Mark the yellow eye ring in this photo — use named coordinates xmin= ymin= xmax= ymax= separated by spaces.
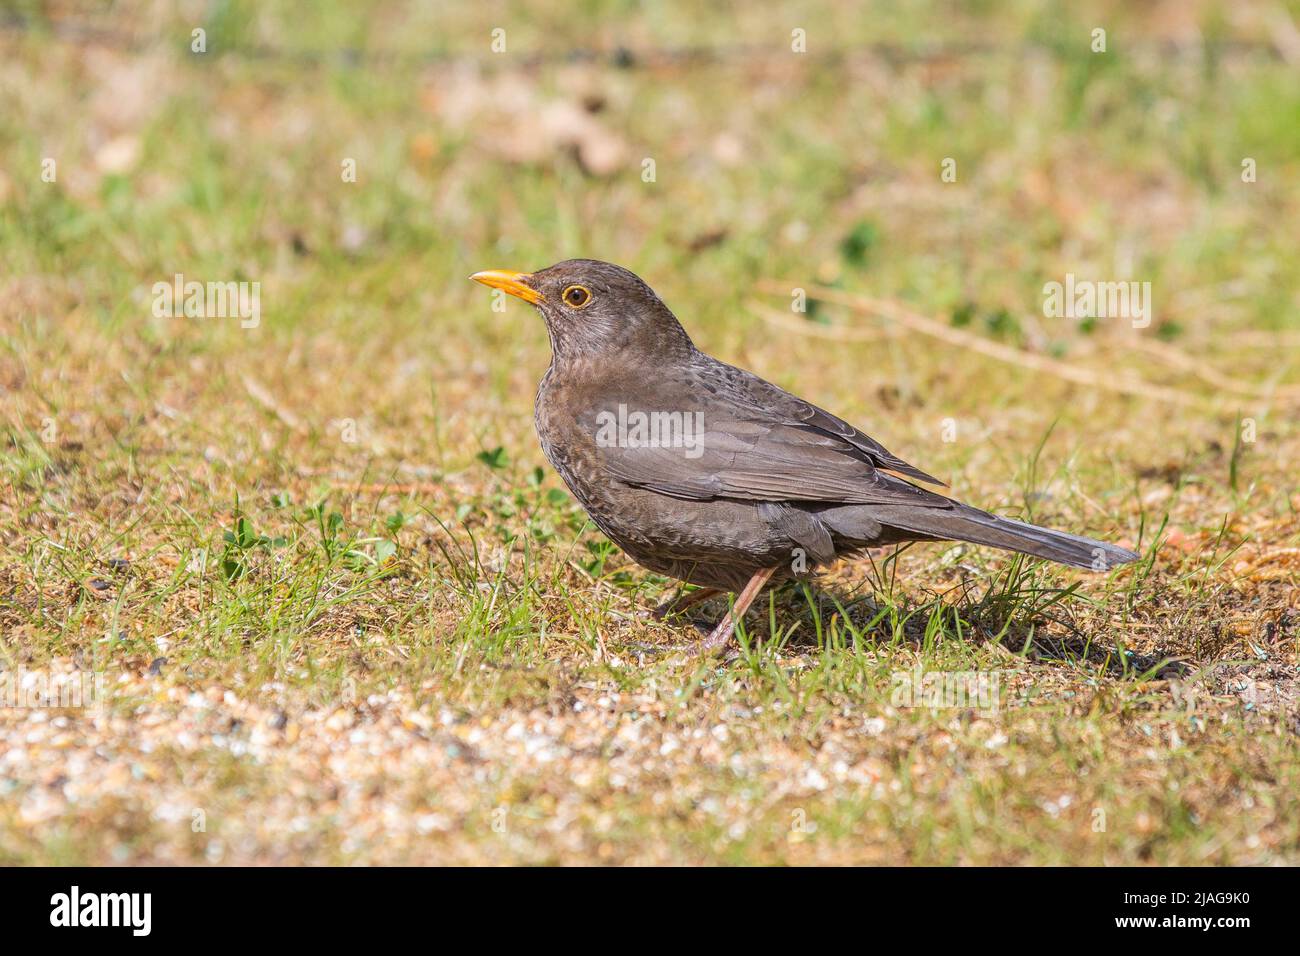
xmin=562 ymin=285 xmax=592 ymax=308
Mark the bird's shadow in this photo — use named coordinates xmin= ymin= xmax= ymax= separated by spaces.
xmin=663 ymin=574 xmax=1187 ymax=679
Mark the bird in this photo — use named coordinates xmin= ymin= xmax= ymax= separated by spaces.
xmin=471 ymin=260 xmax=1140 ymax=654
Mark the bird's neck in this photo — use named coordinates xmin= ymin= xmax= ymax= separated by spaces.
xmin=546 ymin=317 xmax=697 ymax=370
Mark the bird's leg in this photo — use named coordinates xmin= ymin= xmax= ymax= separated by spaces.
xmin=698 ymin=567 xmax=778 ymax=655
xmin=650 ymin=586 xmax=721 ymax=620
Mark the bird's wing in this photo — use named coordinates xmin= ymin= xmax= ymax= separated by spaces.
xmin=786 ymin=403 xmax=946 ymax=487
xmin=714 ymin=362 xmax=948 ymax=487
xmin=595 ymin=411 xmax=949 ymax=508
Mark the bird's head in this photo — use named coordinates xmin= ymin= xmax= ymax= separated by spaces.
xmin=471 ymin=259 xmax=694 ymax=362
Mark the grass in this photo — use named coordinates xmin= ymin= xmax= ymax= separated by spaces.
xmin=0 ymin=0 xmax=1298 ymax=865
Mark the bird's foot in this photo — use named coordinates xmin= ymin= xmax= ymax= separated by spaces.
xmin=696 ymin=615 xmax=738 ymax=656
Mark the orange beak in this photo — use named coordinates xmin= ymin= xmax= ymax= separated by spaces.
xmin=470 ymin=270 xmax=543 ymax=305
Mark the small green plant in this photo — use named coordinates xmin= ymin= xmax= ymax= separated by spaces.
xmin=220 ymin=513 xmax=286 ymax=581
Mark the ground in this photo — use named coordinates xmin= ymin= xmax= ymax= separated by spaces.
xmin=1 ymin=1 xmax=1298 ymax=865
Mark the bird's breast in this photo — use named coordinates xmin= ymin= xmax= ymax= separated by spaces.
xmin=533 ymin=370 xmax=603 ymax=494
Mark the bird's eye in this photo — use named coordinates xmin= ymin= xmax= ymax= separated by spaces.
xmin=562 ymin=285 xmax=592 ymax=308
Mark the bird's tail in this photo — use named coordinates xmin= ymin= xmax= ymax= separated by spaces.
xmin=858 ymin=502 xmax=1140 ymax=571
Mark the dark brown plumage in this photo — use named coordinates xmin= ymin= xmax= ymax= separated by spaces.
xmin=471 ymin=259 xmax=1139 ymax=653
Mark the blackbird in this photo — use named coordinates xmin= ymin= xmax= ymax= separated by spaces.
xmin=472 ymin=260 xmax=1139 ymax=653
